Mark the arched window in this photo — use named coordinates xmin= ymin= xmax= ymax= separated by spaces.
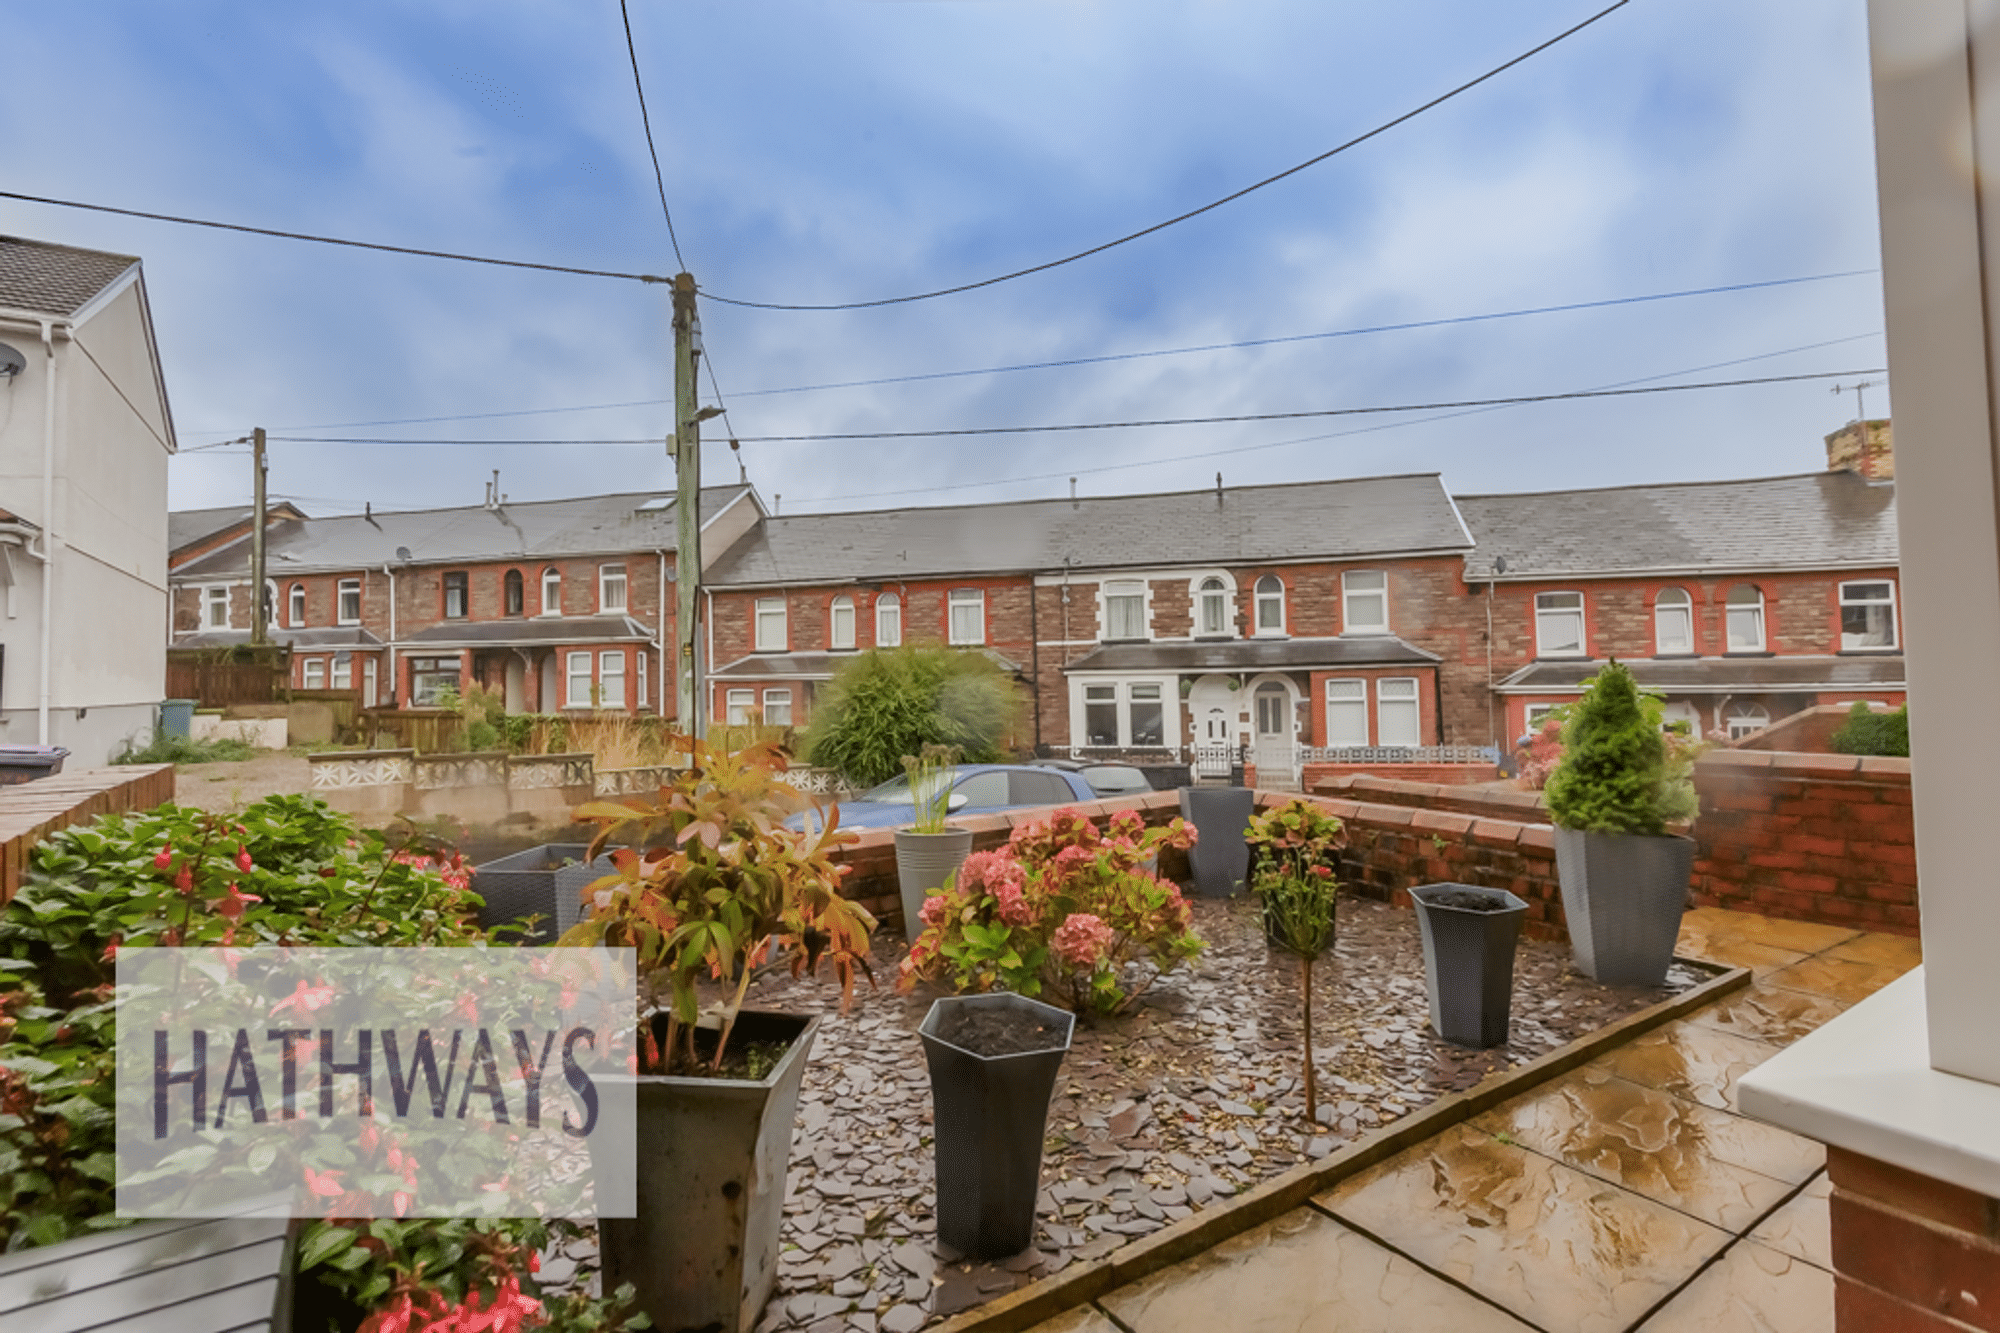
xmin=1654 ymin=587 xmax=1692 ymax=655
xmin=1725 ymin=584 xmax=1765 ymax=652
xmin=541 ymin=566 xmax=562 ymax=616
xmin=1195 ymin=576 xmax=1231 ymax=637
xmin=1723 ymin=701 xmax=1770 ymax=739
xmin=1253 ymin=576 xmax=1285 ymax=635
xmin=289 ymin=582 xmax=306 ymax=628
xmin=263 ymin=579 xmax=280 ymax=629
xmin=503 ymin=569 xmax=524 ymax=617
xmin=829 ymin=594 xmax=856 ymax=650
xmin=876 ymin=592 xmax=901 ymax=647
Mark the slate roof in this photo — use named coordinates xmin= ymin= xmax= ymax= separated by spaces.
xmin=173 ymin=627 xmax=384 ymax=650
xmin=172 ymin=486 xmax=753 ymax=578
xmin=0 ymin=236 xmax=139 ymax=319
xmin=710 ymin=647 xmax=1023 ymax=680
xmin=402 ymin=615 xmax=653 ymax=648
xmin=705 ymin=474 xmax=1469 ymax=586
xmin=1063 ymin=635 xmax=1440 ymax=674
xmin=1457 ymin=472 xmax=1898 ymax=581
xmin=1495 ymin=654 xmax=1905 ymax=694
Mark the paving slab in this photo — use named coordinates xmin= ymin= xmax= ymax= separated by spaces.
xmin=1633 ymin=1241 xmax=1833 ymax=1332
xmin=1764 ymin=953 xmax=1907 ymax=1004
xmin=1594 ymin=1023 xmax=1785 ymax=1112
xmin=1745 ymin=1173 xmax=1831 ymax=1271
xmin=1682 ymin=986 xmax=1847 ymax=1046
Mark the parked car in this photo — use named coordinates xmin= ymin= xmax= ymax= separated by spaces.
xmin=786 ymin=764 xmax=1095 ymax=832
xmin=1028 ymin=757 xmax=1155 ymax=798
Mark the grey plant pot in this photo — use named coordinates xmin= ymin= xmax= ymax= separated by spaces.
xmin=895 ymin=827 xmax=975 ymax=939
xmin=1553 ymin=827 xmax=1696 ymax=986
xmin=1409 ymin=883 xmax=1528 ymax=1048
xmin=554 ymin=852 xmax=618 ymax=934
xmin=471 ymin=842 xmax=592 ymax=943
xmin=919 ymin=994 xmax=1074 ymax=1260
xmin=598 ymin=1010 xmax=819 ymax=1333
xmin=1178 ymin=786 xmax=1255 ymax=897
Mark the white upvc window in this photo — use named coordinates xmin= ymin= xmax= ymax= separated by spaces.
xmin=331 ymin=653 xmax=352 ymax=690
xmin=337 ymin=578 xmax=361 ymax=625
xmin=1840 ymin=580 xmax=1898 ymax=649
xmin=1324 ymin=679 xmax=1369 ymax=746
xmin=1654 ymin=587 xmax=1693 ymax=655
xmin=1377 ymin=677 xmax=1421 ymax=747
xmin=1194 ymin=575 xmax=1232 ymax=637
xmin=636 ymin=652 xmax=648 ymax=708
xmin=301 ymin=657 xmax=325 ymax=691
xmin=289 ymin=583 xmax=307 ymax=628
xmin=724 ymin=688 xmax=755 ymax=725
xmin=755 ymin=597 xmax=788 ymax=652
xmin=1725 ymin=584 xmax=1766 ymax=652
xmin=1079 ymin=679 xmax=1168 ymax=747
xmin=876 ymin=592 xmax=902 ymax=647
xmin=1535 ymin=591 xmax=1586 ymax=657
xmin=1524 ymin=703 xmax=1558 ymax=732
xmin=1102 ymin=580 xmax=1147 ymax=641
xmin=565 ymin=651 xmax=593 ymax=708
xmin=599 ymin=563 xmax=628 ymax=613
xmin=1724 ymin=701 xmax=1770 ymax=739
xmin=599 ymin=651 xmax=626 ymax=708
xmin=202 ymin=586 xmax=231 ymax=630
xmin=949 ymin=588 xmax=985 ymax=645
xmin=1253 ymin=575 xmax=1286 ymax=636
xmin=763 ymin=688 xmax=793 ymax=727
xmin=1342 ymin=570 xmax=1388 ymax=634
xmin=829 ymin=595 xmax=856 ymax=650
xmin=541 ymin=566 xmax=562 ymax=616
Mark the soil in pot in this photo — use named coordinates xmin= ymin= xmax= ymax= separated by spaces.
xmin=932 ymin=1004 xmax=1068 ymax=1057
xmin=1425 ymin=888 xmax=1512 ymax=912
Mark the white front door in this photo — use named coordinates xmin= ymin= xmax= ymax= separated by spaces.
xmin=1252 ymin=679 xmax=1301 ymax=789
xmin=1186 ymin=674 xmax=1240 ymax=777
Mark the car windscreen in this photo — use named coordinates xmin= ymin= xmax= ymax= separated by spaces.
xmin=856 ymin=775 xmax=916 ymax=804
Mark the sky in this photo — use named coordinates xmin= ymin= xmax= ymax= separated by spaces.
xmin=0 ymin=0 xmax=1889 ymax=519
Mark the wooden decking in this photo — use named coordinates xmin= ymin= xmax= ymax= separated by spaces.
xmin=0 ymin=764 xmax=175 ymax=906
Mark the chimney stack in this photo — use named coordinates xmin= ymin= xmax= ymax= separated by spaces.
xmin=1826 ymin=419 xmax=1895 ymax=480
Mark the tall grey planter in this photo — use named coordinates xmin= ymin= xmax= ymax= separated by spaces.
xmin=894 ymin=827 xmax=975 ymax=939
xmin=599 ymin=1010 xmax=819 ymax=1333
xmin=1178 ymin=786 xmax=1254 ymax=897
xmin=471 ymin=842 xmax=592 ymax=943
xmin=1409 ymin=883 xmax=1528 ymax=1048
xmin=554 ymin=852 xmax=618 ymax=934
xmin=919 ymin=994 xmax=1074 ymax=1260
xmin=1553 ymin=827 xmax=1696 ymax=986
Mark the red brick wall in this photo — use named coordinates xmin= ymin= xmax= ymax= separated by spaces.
xmin=1690 ymin=750 xmax=1918 ymax=936
xmin=1828 ymin=1147 xmax=2000 ymax=1332
xmin=1312 ymin=773 xmax=1530 ymax=811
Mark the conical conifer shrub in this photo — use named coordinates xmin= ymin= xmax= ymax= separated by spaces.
xmin=1544 ymin=660 xmax=1667 ymax=836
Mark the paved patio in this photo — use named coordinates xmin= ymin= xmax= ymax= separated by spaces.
xmin=1022 ymin=907 xmax=1921 ymax=1333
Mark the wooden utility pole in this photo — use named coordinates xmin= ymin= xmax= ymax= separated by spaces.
xmin=672 ymin=274 xmax=704 ymax=738
xmin=250 ymin=427 xmax=269 ymax=646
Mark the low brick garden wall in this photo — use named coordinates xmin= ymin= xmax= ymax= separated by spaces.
xmin=1313 ymin=773 xmax=1546 ymax=823
xmin=1296 ymin=761 xmax=1501 ymax=789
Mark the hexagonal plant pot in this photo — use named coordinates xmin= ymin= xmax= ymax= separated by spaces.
xmin=1553 ymin=828 xmax=1695 ymax=987
xmin=1178 ymin=786 xmax=1255 ymax=897
xmin=1409 ymin=883 xmax=1528 ymax=1048
xmin=471 ymin=842 xmax=592 ymax=943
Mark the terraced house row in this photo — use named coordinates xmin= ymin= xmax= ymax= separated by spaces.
xmin=169 ymin=421 xmax=1902 ymax=780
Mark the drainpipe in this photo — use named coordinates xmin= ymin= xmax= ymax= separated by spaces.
xmin=656 ymin=549 xmax=668 ymax=718
xmin=35 ymin=319 xmax=59 ymax=745
xmin=702 ymin=585 xmax=715 ymax=736
xmin=1485 ymin=579 xmax=1497 ymax=751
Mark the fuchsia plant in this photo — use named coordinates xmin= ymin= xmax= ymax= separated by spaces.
xmin=897 ymin=807 xmax=1203 ymax=1014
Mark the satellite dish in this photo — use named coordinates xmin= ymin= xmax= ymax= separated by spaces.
xmin=395 ymin=546 xmax=413 ymax=563
xmin=0 ymin=343 xmax=25 ymax=379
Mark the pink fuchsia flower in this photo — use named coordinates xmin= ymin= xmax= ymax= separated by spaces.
xmin=302 ymin=1166 xmax=344 ymax=1198
xmin=153 ymin=845 xmax=174 ymax=871
xmin=174 ymin=866 xmax=195 ymax=894
xmin=1052 ymin=913 xmax=1115 ymax=969
xmin=235 ymin=847 xmax=254 ymax=874
xmin=272 ymin=980 xmax=336 ymax=1017
xmin=213 ymin=882 xmax=261 ymax=920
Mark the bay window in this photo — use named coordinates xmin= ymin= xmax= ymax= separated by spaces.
xmin=763 ymin=688 xmax=793 ymax=726
xmin=410 ymin=656 xmax=462 ymax=707
xmin=565 ymin=651 xmax=593 ymax=708
xmin=1376 ymin=677 xmax=1421 ymax=747
xmin=1325 ymin=679 xmax=1368 ymax=746
xmin=599 ymin=651 xmax=626 ymax=708
xmin=301 ymin=657 xmax=325 ymax=691
xmin=331 ymin=652 xmax=352 ymax=690
xmin=1079 ymin=680 xmax=1170 ymax=748
xmin=724 ymin=689 xmax=754 ymax=725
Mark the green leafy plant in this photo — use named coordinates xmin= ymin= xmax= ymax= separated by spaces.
xmin=113 ymin=731 xmax=257 ymax=765
xmin=898 ymin=808 xmax=1203 ymax=1014
xmin=804 ymin=645 xmax=1024 ymax=787
xmin=1244 ymin=799 xmax=1346 ymax=1123
xmin=558 ymin=735 xmax=875 ymax=1075
xmin=902 ymin=743 xmax=959 ymax=834
xmin=1830 ymin=702 xmax=1910 ymax=757
xmin=1543 ymin=661 xmax=1695 ymax=836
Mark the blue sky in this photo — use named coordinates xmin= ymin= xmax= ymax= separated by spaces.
xmin=0 ymin=0 xmax=1888 ymax=517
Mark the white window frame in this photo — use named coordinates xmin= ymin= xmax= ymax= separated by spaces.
xmin=1524 ymin=703 xmax=1558 ymax=732
xmin=599 ymin=563 xmax=628 ymax=614
xmin=598 ymin=650 xmax=626 ymax=709
xmin=1725 ymin=584 xmax=1766 ymax=653
xmin=755 ymin=597 xmax=788 ymax=653
xmin=301 ymin=657 xmax=325 ymax=691
xmin=636 ymin=651 xmax=648 ymax=709
xmin=829 ymin=595 xmax=856 ymax=650
xmin=1724 ymin=701 xmax=1771 ymax=740
xmin=875 ymin=592 xmax=902 ymax=647
xmin=337 ymin=578 xmax=361 ymax=626
xmin=202 ymin=585 xmax=231 ymax=630
xmin=763 ymin=688 xmax=794 ymax=727
xmin=541 ymin=566 xmax=562 ymax=616
xmin=1192 ymin=573 xmax=1234 ymax=638
xmin=1101 ymin=580 xmax=1149 ymax=642
xmin=949 ymin=588 xmax=986 ymax=645
xmin=331 ymin=653 xmax=352 ymax=691
xmin=1839 ymin=580 xmax=1898 ymax=650
xmin=1654 ymin=587 xmax=1693 ymax=656
xmin=724 ymin=688 xmax=755 ymax=726
xmin=1376 ymin=676 xmax=1421 ymax=748
xmin=1072 ymin=677 xmax=1176 ymax=749
xmin=1341 ymin=570 xmax=1388 ymax=635
xmin=289 ymin=582 xmax=307 ymax=629
xmin=565 ymin=651 xmax=593 ymax=708
xmin=1534 ymin=591 xmax=1587 ymax=658
xmin=1324 ymin=678 xmax=1369 ymax=746
xmin=1253 ymin=575 xmax=1286 ymax=637
xmin=443 ymin=571 xmax=468 ymax=620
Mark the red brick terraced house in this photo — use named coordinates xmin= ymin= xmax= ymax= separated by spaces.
xmin=169 ymin=485 xmax=760 ymax=715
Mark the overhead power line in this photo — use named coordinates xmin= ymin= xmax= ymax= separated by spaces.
xmin=619 ymin=0 xmax=687 ymax=272
xmin=696 ymin=0 xmax=1637 ymax=311
xmin=263 ymin=369 xmax=1885 ymax=449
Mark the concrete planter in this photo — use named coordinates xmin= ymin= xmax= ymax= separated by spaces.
xmin=1178 ymin=786 xmax=1255 ymax=897
xmin=1409 ymin=883 xmax=1529 ymax=1048
xmin=1553 ymin=827 xmax=1696 ymax=986
xmin=598 ymin=1010 xmax=820 ymax=1333
xmin=894 ymin=827 xmax=974 ymax=938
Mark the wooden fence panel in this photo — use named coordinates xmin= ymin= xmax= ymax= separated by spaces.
xmin=165 ymin=652 xmax=289 ymax=707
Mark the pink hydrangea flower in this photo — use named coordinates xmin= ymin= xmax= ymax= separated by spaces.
xmin=1052 ymin=913 xmax=1114 ymax=969
xmin=919 ymin=892 xmax=950 ymax=927
xmin=994 ymin=884 xmax=1036 ymax=927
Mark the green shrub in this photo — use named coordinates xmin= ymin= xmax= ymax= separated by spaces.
xmin=804 ymin=645 xmax=1025 ymax=787
xmin=1830 ymin=702 xmax=1910 ymax=757
xmin=112 ymin=732 xmax=256 ymax=765
xmin=1544 ymin=661 xmax=1687 ymax=836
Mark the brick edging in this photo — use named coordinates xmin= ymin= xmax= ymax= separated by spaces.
xmin=929 ymin=958 xmax=1752 ymax=1333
